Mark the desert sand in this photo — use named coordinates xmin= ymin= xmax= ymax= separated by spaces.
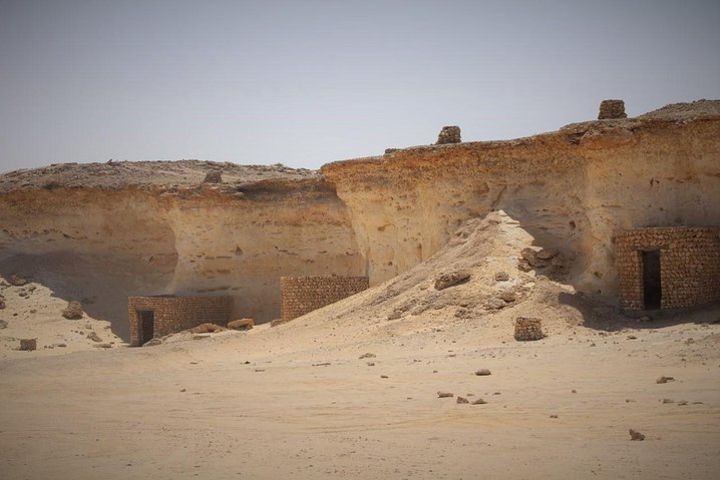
xmin=1 ymin=212 xmax=719 ymax=479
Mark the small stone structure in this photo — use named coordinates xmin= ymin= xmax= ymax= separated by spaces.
xmin=436 ymin=126 xmax=461 ymax=144
xmin=514 ymin=317 xmax=544 ymax=341
xmin=280 ymin=275 xmax=369 ymax=323
xmin=598 ymin=99 xmax=627 ymax=119
xmin=128 ymin=295 xmax=233 ymax=346
xmin=615 ymin=227 xmax=720 ymax=310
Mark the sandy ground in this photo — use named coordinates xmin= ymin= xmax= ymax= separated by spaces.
xmin=1 ymin=211 xmax=720 ymax=479
xmin=0 ymin=278 xmax=125 ymax=359
xmin=1 ymin=301 xmax=719 ymax=479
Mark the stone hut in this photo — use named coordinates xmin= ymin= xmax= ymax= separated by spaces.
xmin=280 ymin=275 xmax=369 ymax=323
xmin=128 ymin=295 xmax=233 ymax=346
xmin=614 ymin=227 xmax=720 ymax=310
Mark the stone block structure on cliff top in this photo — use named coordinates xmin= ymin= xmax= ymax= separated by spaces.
xmin=614 ymin=227 xmax=720 ymax=311
xmin=598 ymin=99 xmax=627 ymax=119
xmin=128 ymin=295 xmax=233 ymax=346
xmin=280 ymin=275 xmax=369 ymax=323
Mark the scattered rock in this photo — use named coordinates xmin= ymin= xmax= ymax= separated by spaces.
xmin=203 ymin=170 xmax=222 ymax=183
xmin=312 ymin=362 xmax=331 ymax=367
xmin=366 ymin=362 xmax=375 ymax=366
xmin=436 ymin=126 xmax=461 ymax=144
xmin=661 ymin=398 xmax=674 ymax=404
xmin=61 ymin=301 xmax=84 ymax=319
xmin=86 ymin=331 xmax=102 ymax=343
xmin=677 ymin=400 xmax=688 ymax=406
xmin=549 ymin=414 xmax=558 ymax=419
xmin=456 ymin=396 xmax=469 ymax=404
xmin=494 ymin=271 xmax=510 ymax=282
xmin=227 ymin=318 xmax=254 ymax=330
xmin=270 ymin=318 xmax=285 ymax=327
xmin=629 ymin=429 xmax=645 ymax=441
xmin=192 ymin=334 xmax=212 ymax=340
xmin=143 ymin=338 xmax=162 ymax=347
xmin=471 ymin=398 xmax=487 ymax=405
xmin=190 ymin=323 xmax=225 ymax=334
xmin=656 ymin=376 xmax=675 ymax=384
xmin=434 ymin=270 xmax=471 ymax=290
xmin=9 ymin=274 xmax=28 ymax=286
xmin=52 ymin=343 xmax=67 ymax=348
xmin=437 ymin=391 xmax=454 ymax=398
xmin=627 ymin=335 xmax=637 ymax=340
xmin=180 ymin=388 xmax=187 ymax=393
xmin=19 ymin=338 xmax=37 ymax=351
xmin=0 ymin=299 xmax=5 ymax=310
xmin=359 ymin=352 xmax=376 ymax=359
xmin=93 ymin=343 xmax=112 ymax=349
xmin=380 ymin=375 xmax=389 ymax=379
xmin=0 ymin=319 xmax=6 ymax=329
xmin=474 ymin=369 xmax=492 ymax=376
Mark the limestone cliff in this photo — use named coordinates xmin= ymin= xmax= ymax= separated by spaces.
xmin=1 ymin=101 xmax=718 ymax=339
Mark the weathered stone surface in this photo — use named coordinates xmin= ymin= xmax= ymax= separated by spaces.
xmin=19 ymin=338 xmax=36 ymax=351
xmin=128 ymin=296 xmax=233 ymax=346
xmin=189 ymin=323 xmax=226 ymax=334
xmin=598 ymin=99 xmax=627 ymax=119
xmin=203 ymin=170 xmax=222 ymax=183
xmin=436 ymin=126 xmax=461 ymax=144
xmin=280 ymin=276 xmax=369 ymax=323
xmin=615 ymin=227 xmax=720 ymax=310
xmin=514 ymin=317 xmax=544 ymax=341
xmin=434 ymin=271 xmax=471 ymax=290
xmin=227 ymin=318 xmax=254 ymax=330
xmin=61 ymin=301 xmax=83 ymax=319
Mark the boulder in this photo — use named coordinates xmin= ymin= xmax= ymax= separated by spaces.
xmin=434 ymin=270 xmax=471 ymax=290
xmin=227 ymin=318 xmax=254 ymax=330
xmin=61 ymin=301 xmax=83 ymax=319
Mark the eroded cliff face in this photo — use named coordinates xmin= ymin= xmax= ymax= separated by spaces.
xmin=322 ymin=115 xmax=720 ymax=297
xmin=1 ymin=102 xmax=718 ymax=339
xmin=0 ymin=178 xmax=364 ymax=338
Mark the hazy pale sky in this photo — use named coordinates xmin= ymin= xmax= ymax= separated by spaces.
xmin=1 ymin=0 xmax=719 ymax=173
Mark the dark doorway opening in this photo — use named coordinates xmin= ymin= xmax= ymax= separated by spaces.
xmin=138 ymin=310 xmax=155 ymax=345
xmin=641 ymin=250 xmax=662 ymax=310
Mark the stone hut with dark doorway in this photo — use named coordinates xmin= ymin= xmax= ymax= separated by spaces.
xmin=128 ymin=295 xmax=233 ymax=346
xmin=614 ymin=227 xmax=720 ymax=310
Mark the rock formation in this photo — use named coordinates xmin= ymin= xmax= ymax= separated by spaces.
xmin=0 ymin=101 xmax=718 ymax=339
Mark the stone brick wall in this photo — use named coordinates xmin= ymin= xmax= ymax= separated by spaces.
xmin=128 ymin=295 xmax=233 ymax=346
xmin=614 ymin=227 xmax=720 ymax=310
xmin=280 ymin=275 xmax=369 ymax=322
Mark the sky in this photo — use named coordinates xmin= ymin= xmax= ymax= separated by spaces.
xmin=0 ymin=0 xmax=719 ymax=173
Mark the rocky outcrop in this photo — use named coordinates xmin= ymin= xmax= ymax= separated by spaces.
xmin=1 ymin=101 xmax=718 ymax=339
